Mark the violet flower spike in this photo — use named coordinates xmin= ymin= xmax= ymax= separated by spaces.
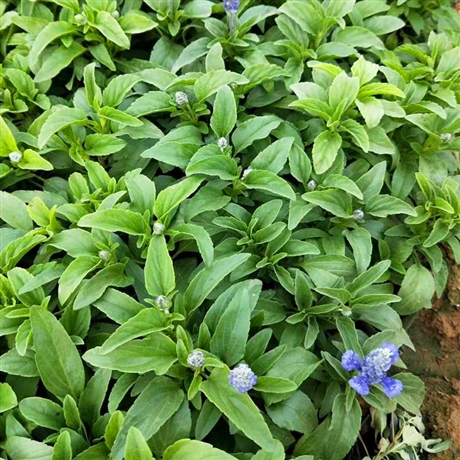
xmin=223 ymin=0 xmax=239 ymax=34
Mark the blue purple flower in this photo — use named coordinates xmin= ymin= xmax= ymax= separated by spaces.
xmin=229 ymin=364 xmax=257 ymax=393
xmin=223 ymin=0 xmax=239 ymax=13
xmin=341 ymin=342 xmax=403 ymax=398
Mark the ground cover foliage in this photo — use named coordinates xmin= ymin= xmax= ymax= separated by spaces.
xmin=0 ymin=0 xmax=460 ymax=459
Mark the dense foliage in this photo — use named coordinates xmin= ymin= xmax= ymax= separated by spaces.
xmin=1 ymin=1 xmax=459 ymax=459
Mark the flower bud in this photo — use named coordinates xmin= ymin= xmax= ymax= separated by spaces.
xmin=74 ymin=13 xmax=87 ymax=25
xmin=98 ymin=250 xmax=110 ymax=261
xmin=174 ymin=91 xmax=188 ymax=106
xmin=153 ymin=221 xmax=165 ymax=235
xmin=307 ymin=180 xmax=317 ymax=190
xmin=187 ymin=350 xmax=205 ymax=369
xmin=154 ymin=295 xmax=169 ymax=311
xmin=241 ymin=167 xmax=253 ymax=180
xmin=217 ymin=137 xmax=228 ymax=149
xmin=440 ymin=133 xmax=452 ymax=142
xmin=111 ymin=11 xmax=120 ymax=19
xmin=340 ymin=307 xmax=352 ymax=317
xmin=229 ymin=363 xmax=257 ymax=393
xmin=353 ymin=209 xmax=364 ymax=220
xmin=9 ymin=151 xmax=22 ymax=163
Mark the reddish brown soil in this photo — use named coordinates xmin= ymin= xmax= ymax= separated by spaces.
xmin=404 ymin=261 xmax=460 ymax=460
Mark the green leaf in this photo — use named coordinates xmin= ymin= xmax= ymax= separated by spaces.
xmin=127 ymin=91 xmax=172 ymax=117
xmin=251 ymin=137 xmax=294 ymax=174
xmin=52 ymin=431 xmax=72 ymax=460
xmin=164 ymin=440 xmax=237 ymax=460
xmin=30 ymin=306 xmax=85 ymax=400
xmin=294 ymin=394 xmax=361 ymax=459
xmin=98 ymin=106 xmax=144 ymax=127
xmin=83 ymin=333 xmax=177 ymax=374
xmin=339 ymin=119 xmax=369 ymax=152
xmin=364 ymin=16 xmax=405 ymax=35
xmin=312 ymin=131 xmax=342 ymax=174
xmin=19 ymin=397 xmax=65 ymax=430
xmin=366 ymin=195 xmax=416 ymax=217
xmin=302 ymin=189 xmax=351 ymax=217
xmin=356 ymin=97 xmax=384 ymax=128
xmin=346 ymin=260 xmax=391 ymax=296
xmin=344 ymin=228 xmax=372 ymax=273
xmin=183 ymin=253 xmax=251 ymax=313
xmin=58 ymin=255 xmax=98 ymax=305
xmin=94 ymin=11 xmax=130 ymax=49
xmin=266 ymin=390 xmax=317 ymax=434
xmin=186 ymin=152 xmax=239 ymax=180
xmin=0 ymin=383 xmax=17 ymax=412
xmin=394 ymin=264 xmax=435 ymax=315
xmin=125 ymin=427 xmax=154 ymax=460
xmin=393 ymin=373 xmax=425 ymax=415
xmin=85 ymin=134 xmax=126 ymax=156
xmin=335 ymin=26 xmax=384 ymax=49
xmin=100 ymin=309 xmax=168 ymax=354
xmin=329 ymin=73 xmax=360 ymax=112
xmin=63 ymin=394 xmax=81 ymax=431
xmin=38 ymin=108 xmax=87 ymax=149
xmin=94 ymin=289 xmax=144 ymax=324
xmin=211 ymin=85 xmax=237 ymax=138
xmin=232 ymin=116 xmax=281 ymax=153
xmin=19 ymin=149 xmax=53 ymax=171
xmin=73 ymin=263 xmax=132 ymax=310
xmin=154 ymin=177 xmax=203 ymax=221
xmin=34 ymin=42 xmax=86 ymax=83
xmin=78 ymin=209 xmax=149 ymax=236
xmin=0 ymin=191 xmax=33 ymax=231
xmin=195 ymin=399 xmax=221 ymax=440
xmin=111 ymin=377 xmax=184 ymax=460
xmin=243 ymin=170 xmax=295 ymax=200
xmin=322 ymin=174 xmax=363 ymax=199
xmin=5 ymin=437 xmax=54 ymax=460
xmin=255 ymin=377 xmax=298 ymax=393
xmin=29 ymin=21 xmax=77 ymax=70
xmin=173 ymin=223 xmax=214 ymax=267
xmin=0 ymin=116 xmax=18 ymax=156
xmin=102 ymin=74 xmax=141 ymax=107
xmin=0 ymin=348 xmax=39 ymax=377
xmin=200 ymin=367 xmax=275 ymax=450
xmin=194 ymin=70 xmax=248 ymax=102
xmin=78 ymin=368 xmax=112 ymax=424
xmin=210 ymin=283 xmax=261 ymax=366
xmin=336 ymin=316 xmax=362 ymax=353
xmin=145 ymin=235 xmax=176 ymax=297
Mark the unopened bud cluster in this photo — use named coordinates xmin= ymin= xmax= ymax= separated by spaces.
xmin=9 ymin=151 xmax=22 ymax=163
xmin=187 ymin=350 xmax=205 ymax=369
xmin=154 ymin=295 xmax=169 ymax=311
xmin=228 ymin=363 xmax=257 ymax=393
xmin=241 ymin=167 xmax=253 ymax=180
xmin=153 ymin=221 xmax=165 ymax=235
xmin=174 ymin=92 xmax=188 ymax=106
xmin=98 ymin=250 xmax=110 ymax=261
xmin=217 ymin=137 xmax=228 ymax=149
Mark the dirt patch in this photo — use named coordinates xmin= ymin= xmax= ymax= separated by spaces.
xmin=404 ymin=261 xmax=460 ymax=460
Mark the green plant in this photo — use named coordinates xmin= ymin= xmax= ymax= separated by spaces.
xmin=1 ymin=1 xmax=459 ymax=459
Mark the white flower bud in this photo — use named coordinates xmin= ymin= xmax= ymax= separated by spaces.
xmin=187 ymin=350 xmax=205 ymax=369
xmin=353 ymin=209 xmax=364 ymax=220
xmin=98 ymin=250 xmax=110 ymax=261
xmin=217 ymin=137 xmax=228 ymax=149
xmin=174 ymin=91 xmax=188 ymax=105
xmin=155 ymin=295 xmax=169 ymax=311
xmin=440 ymin=133 xmax=452 ymax=142
xmin=307 ymin=180 xmax=317 ymax=190
xmin=241 ymin=167 xmax=253 ymax=180
xmin=9 ymin=151 xmax=22 ymax=163
xmin=340 ymin=307 xmax=352 ymax=317
xmin=74 ymin=13 xmax=87 ymax=25
xmin=153 ymin=221 xmax=165 ymax=235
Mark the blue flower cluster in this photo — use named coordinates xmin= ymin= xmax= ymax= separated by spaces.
xmin=223 ymin=0 xmax=239 ymax=13
xmin=341 ymin=342 xmax=403 ymax=398
xmin=229 ymin=364 xmax=257 ymax=393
